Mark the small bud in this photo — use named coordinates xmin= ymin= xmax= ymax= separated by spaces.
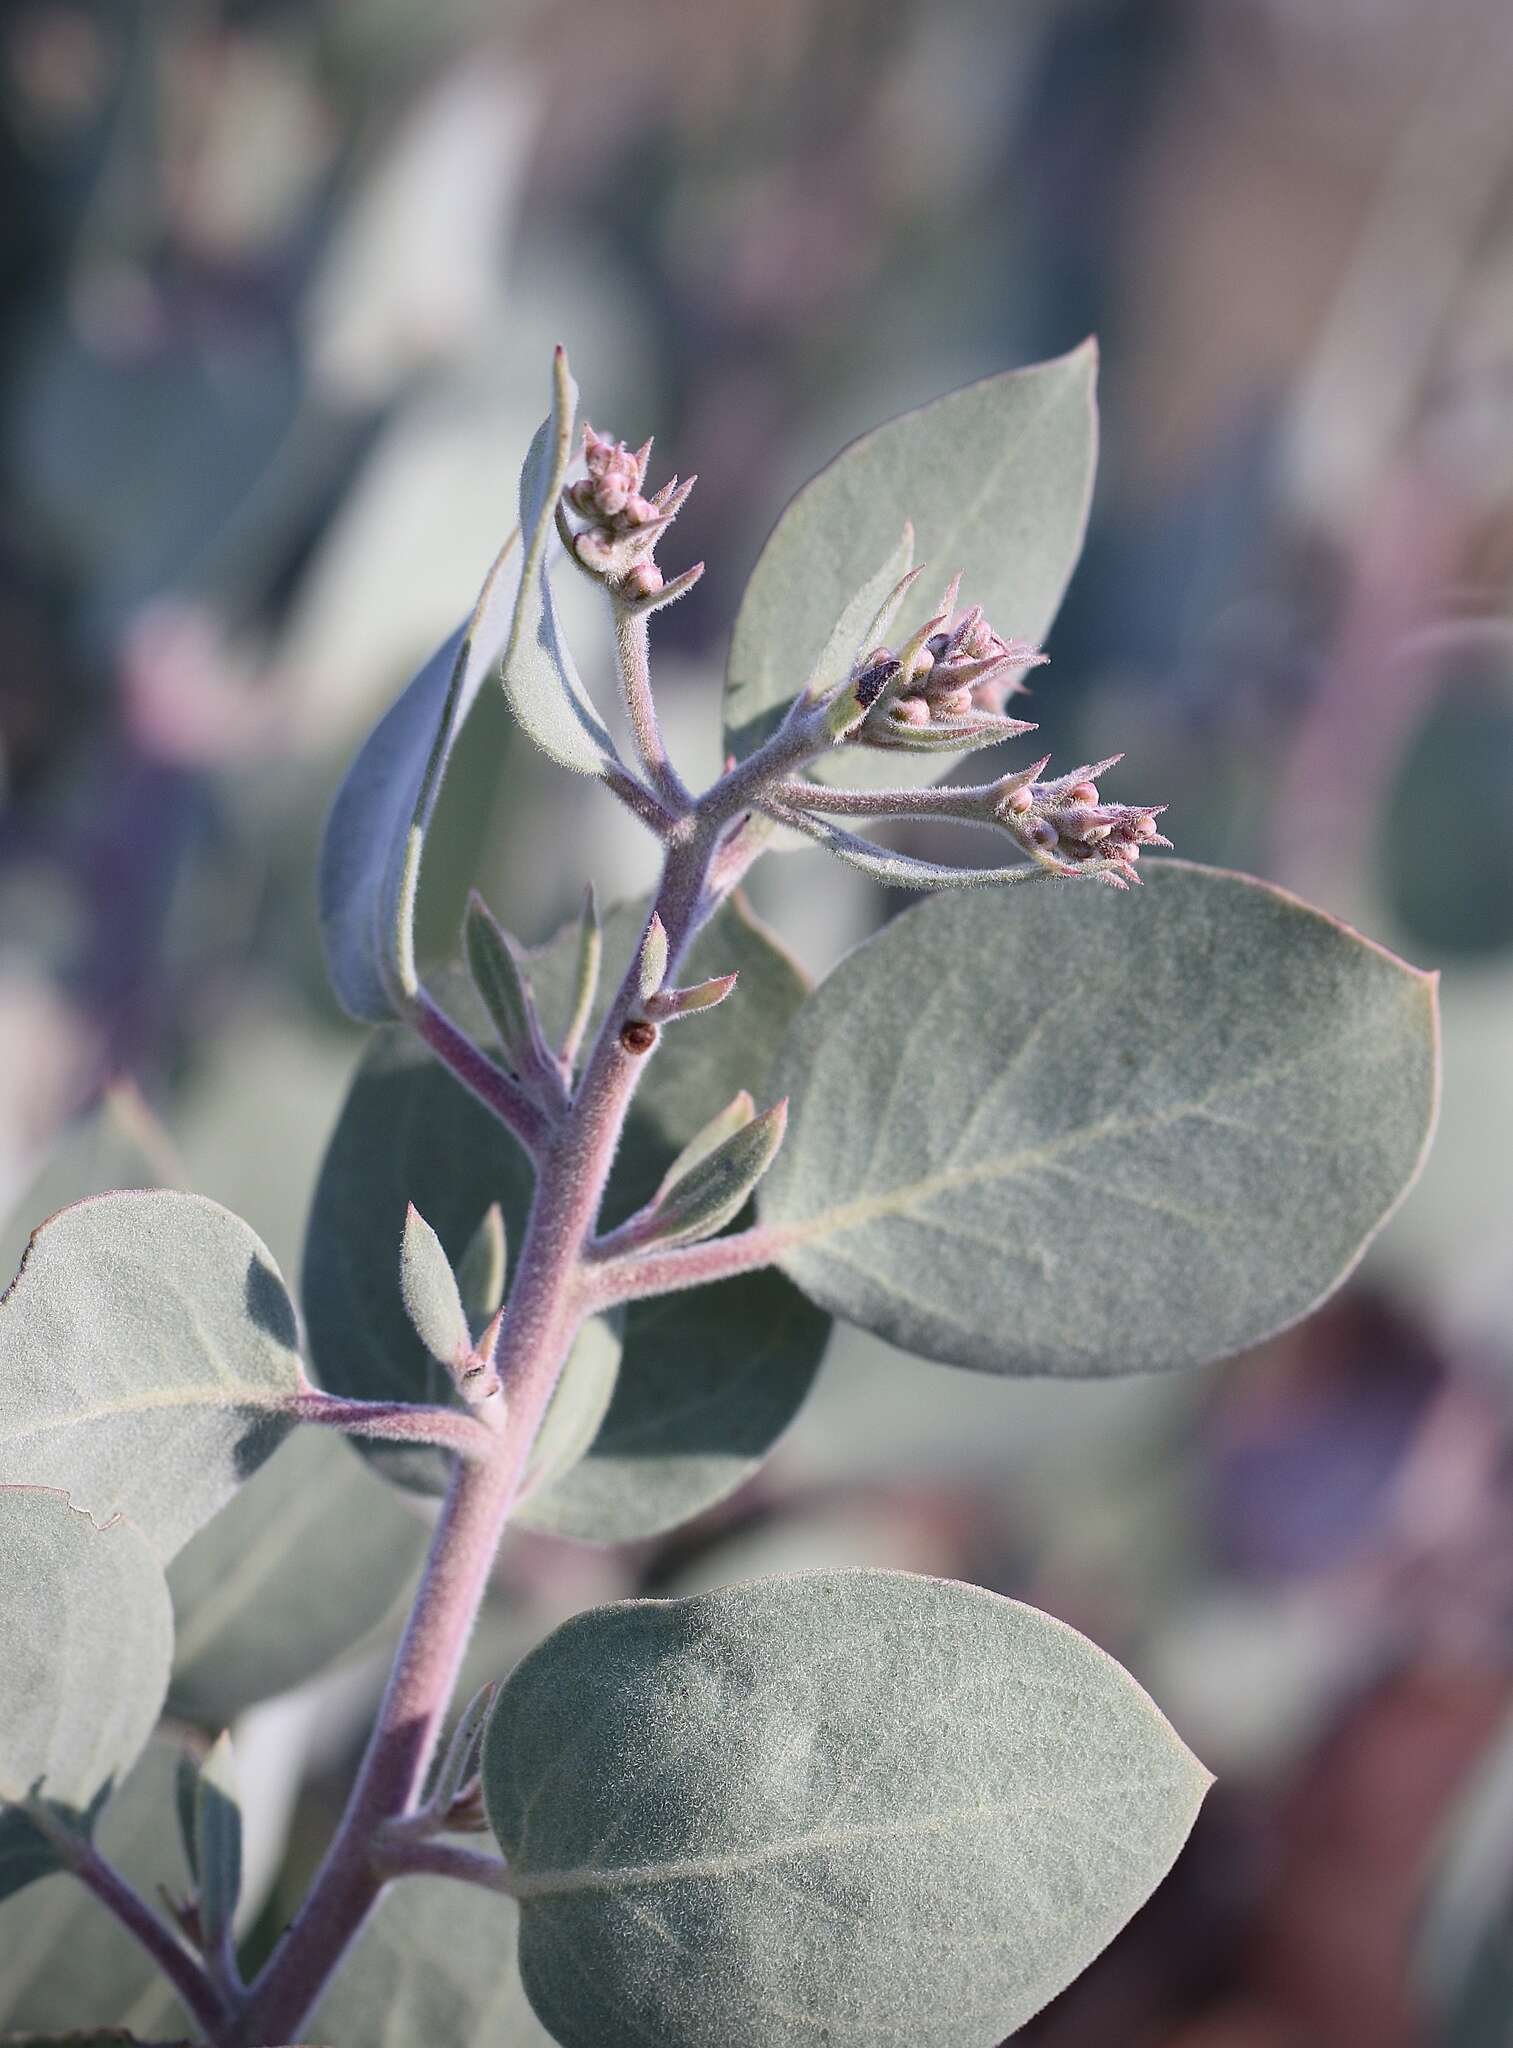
xmin=622 ymin=561 xmax=664 ymax=600
xmin=620 ymin=493 xmax=656 ymax=527
xmin=1024 ymin=819 xmax=1059 ymax=849
xmin=568 ymin=479 xmax=599 ymax=516
xmin=597 ymin=479 xmax=631 ymax=517
xmin=1005 ymin=787 xmax=1034 ymax=814
xmin=892 ymin=696 xmax=930 ymax=727
xmin=936 ymin=688 xmax=973 ymax=718
xmin=1066 ymin=782 xmax=1100 ymax=806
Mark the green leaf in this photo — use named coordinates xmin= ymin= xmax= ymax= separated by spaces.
xmin=483 ymin=1568 xmax=1211 ymax=2047
xmin=0 ymin=1741 xmax=192 ymax=2035
xmin=318 ymin=531 xmax=521 ymax=1022
xmin=191 ymin=1734 xmax=240 ymax=1962
xmin=657 ymin=1093 xmax=756 ymax=1193
xmin=0 ymin=1490 xmax=172 ymax=1901
xmin=455 ymin=1202 xmax=507 ymax=1333
xmin=399 ymin=1204 xmax=471 ymax=1368
xmin=0 ymin=1193 xmax=305 ymax=1558
xmin=500 ymin=347 xmax=621 ymax=777
xmin=763 ymin=862 xmax=1439 ymax=1375
xmin=167 ymin=1427 xmax=426 ymax=1727
xmin=308 ymin=1877 xmax=554 ymax=2046
xmin=724 ymin=344 xmax=1097 ymax=788
xmin=464 ymin=890 xmax=549 ymax=1077
xmin=627 ymin=1100 xmax=788 ymax=1251
xmin=302 ymin=1017 xmax=622 ymax=1499
xmin=797 ymin=525 xmax=916 ymax=710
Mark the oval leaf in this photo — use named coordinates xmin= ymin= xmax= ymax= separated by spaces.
xmin=400 ymin=1204 xmax=472 ymax=1368
xmin=724 ymin=344 xmax=1097 ymax=788
xmin=627 ymin=1101 xmax=787 ymax=1253
xmin=0 ymin=1489 xmax=172 ymax=1900
xmin=761 ymin=862 xmax=1439 ymax=1376
xmin=484 ymin=1568 xmax=1210 ymax=2047
xmin=318 ymin=530 xmax=520 ymax=1022
xmin=500 ymin=347 xmax=621 ymax=776
xmin=0 ymin=1192 xmax=305 ymax=1556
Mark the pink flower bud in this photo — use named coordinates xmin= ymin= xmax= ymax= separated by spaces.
xmin=620 ymin=493 xmax=656 ymax=527
xmin=891 ymin=696 xmax=930 ymax=727
xmin=1066 ymin=782 xmax=1100 ymax=806
xmin=569 ymin=479 xmax=599 ymax=516
xmin=574 ymin=527 xmax=615 ymax=567
xmin=1004 ymin=787 xmax=1034 ymax=815
xmin=1134 ymin=813 xmax=1160 ymax=840
xmin=597 ymin=480 xmax=631 ymax=517
xmin=937 ymin=688 xmax=973 ymax=718
xmin=623 ymin=561 xmax=664 ymax=599
xmin=1024 ymin=818 xmax=1059 ymax=849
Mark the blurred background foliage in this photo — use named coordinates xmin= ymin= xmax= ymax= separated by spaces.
xmin=3 ymin=1 xmax=1513 ymax=2042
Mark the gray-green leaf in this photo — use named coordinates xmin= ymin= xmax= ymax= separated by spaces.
xmin=455 ymin=1202 xmax=508 ymax=1333
xmin=762 ymin=862 xmax=1439 ymax=1376
xmin=318 ymin=531 xmax=520 ymax=1021
xmin=0 ymin=1193 xmax=305 ymax=1557
xmin=724 ymin=345 xmax=1097 ymax=789
xmin=167 ymin=1427 xmax=426 ymax=1727
xmin=500 ymin=347 xmax=621 ymax=777
xmin=0 ymin=1489 xmax=172 ymax=1901
xmin=483 ymin=1568 xmax=1210 ymax=2047
xmin=399 ymin=1204 xmax=472 ymax=1368
xmin=628 ymin=1100 xmax=787 ymax=1251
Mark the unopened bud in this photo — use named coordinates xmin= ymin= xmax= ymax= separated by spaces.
xmin=891 ymin=696 xmax=930 ymax=727
xmin=1134 ymin=813 xmax=1160 ymax=840
xmin=623 ymin=561 xmax=664 ymax=600
xmin=1023 ymin=818 xmax=1059 ymax=849
xmin=1004 ymin=786 xmax=1034 ymax=815
xmin=621 ymin=493 xmax=656 ymax=527
xmin=569 ymin=479 xmax=599 ymax=516
xmin=936 ymin=687 xmax=973 ymax=718
xmin=1066 ymin=782 xmax=1100 ymax=806
xmin=574 ymin=526 xmax=615 ymax=567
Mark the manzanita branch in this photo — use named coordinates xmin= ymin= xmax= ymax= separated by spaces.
xmin=39 ymin=1820 xmax=227 ymax=2037
xmin=368 ymin=1835 xmax=513 ymax=1893
xmin=584 ymin=1217 xmax=792 ymax=1307
xmin=411 ymin=987 xmax=552 ymax=1159
xmin=288 ymin=1390 xmax=498 ymax=1460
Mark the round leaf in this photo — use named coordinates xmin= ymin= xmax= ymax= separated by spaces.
xmin=0 ymin=1193 xmax=305 ymax=1557
xmin=0 ymin=1490 xmax=172 ymax=1900
xmin=762 ymin=862 xmax=1439 ymax=1376
xmin=723 ymin=344 xmax=1097 ymax=788
xmin=484 ymin=1568 xmax=1210 ymax=2047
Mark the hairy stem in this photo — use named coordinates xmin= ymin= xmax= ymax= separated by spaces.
xmin=614 ymin=601 xmax=692 ymax=814
xmin=766 ymin=776 xmax=1001 ymax=823
xmin=288 ymin=1390 xmax=498 ymax=1459
xmin=233 ymin=832 xmax=721 ymax=2046
xmin=64 ymin=1836 xmax=227 ymax=2036
xmin=412 ymin=989 xmax=552 ymax=1159
xmin=585 ymin=1218 xmax=791 ymax=1308
xmin=369 ymin=1837 xmax=513 ymax=1893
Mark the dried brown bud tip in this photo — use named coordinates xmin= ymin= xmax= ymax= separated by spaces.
xmin=619 ymin=1018 xmax=658 ymax=1055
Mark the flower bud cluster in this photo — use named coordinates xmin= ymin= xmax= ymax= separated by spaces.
xmin=561 ymin=424 xmax=698 ymax=603
xmin=991 ymin=753 xmax=1170 ymax=889
xmin=853 ymin=575 xmax=1045 ymax=753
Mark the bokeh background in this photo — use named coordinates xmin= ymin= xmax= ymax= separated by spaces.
xmin=4 ymin=1 xmax=1513 ymax=2042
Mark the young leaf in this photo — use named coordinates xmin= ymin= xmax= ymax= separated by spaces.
xmin=0 ymin=1489 xmax=173 ymax=1901
xmin=724 ymin=343 xmax=1097 ymax=789
xmin=483 ymin=1569 xmax=1211 ymax=2047
xmin=560 ymin=884 xmax=602 ymax=1066
xmin=624 ymin=1100 xmax=787 ymax=1252
xmin=500 ymin=347 xmax=623 ymax=776
xmin=399 ymin=1203 xmax=472 ymax=1368
xmin=167 ymin=1428 xmax=428 ymax=1728
xmin=318 ymin=529 xmax=520 ymax=1022
xmin=656 ymin=1091 xmax=756 ymax=1196
xmin=464 ymin=890 xmax=551 ymax=1079
xmin=192 ymin=1732 xmax=241 ymax=1962
xmin=455 ymin=1202 xmax=508 ymax=1333
xmin=762 ymin=862 xmax=1440 ymax=1376
xmin=0 ymin=1192 xmax=305 ymax=1557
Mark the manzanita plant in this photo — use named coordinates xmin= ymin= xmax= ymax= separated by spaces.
xmin=0 ymin=343 xmax=1440 ymax=2047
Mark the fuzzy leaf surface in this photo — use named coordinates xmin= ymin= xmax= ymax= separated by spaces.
xmin=0 ymin=1490 xmax=172 ymax=1901
xmin=762 ymin=863 xmax=1440 ymax=1375
xmin=318 ymin=532 xmax=520 ymax=1021
xmin=500 ymin=348 xmax=620 ymax=776
xmin=0 ymin=1193 xmax=304 ymax=1557
xmin=484 ymin=1568 xmax=1210 ymax=2047
xmin=724 ymin=345 xmax=1097 ymax=788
